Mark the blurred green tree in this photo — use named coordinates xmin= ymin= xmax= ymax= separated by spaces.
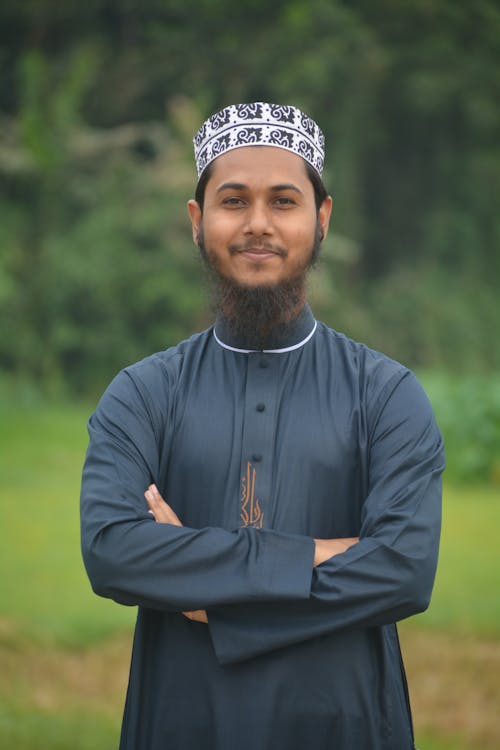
xmin=0 ymin=0 xmax=499 ymax=395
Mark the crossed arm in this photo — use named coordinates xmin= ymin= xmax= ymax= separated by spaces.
xmin=81 ymin=366 xmax=444 ymax=664
xmin=144 ymin=483 xmax=360 ymax=624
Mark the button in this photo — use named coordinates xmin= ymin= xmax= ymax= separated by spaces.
xmin=252 ymin=453 xmax=263 ymax=462
xmin=259 ymin=359 xmax=269 ymax=368
xmin=256 ymin=403 xmax=265 ymax=412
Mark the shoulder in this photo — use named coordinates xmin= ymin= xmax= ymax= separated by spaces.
xmin=95 ymin=327 xmax=213 ymax=418
xmin=314 ymin=322 xmax=435 ymax=424
xmin=121 ymin=327 xmax=212 ymax=388
xmin=315 ymin=321 xmax=407 ymax=383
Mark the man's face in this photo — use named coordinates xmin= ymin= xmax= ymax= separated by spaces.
xmin=188 ymin=146 xmax=332 ymax=289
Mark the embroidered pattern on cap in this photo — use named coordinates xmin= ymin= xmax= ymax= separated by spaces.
xmin=193 ymin=102 xmax=325 ymax=177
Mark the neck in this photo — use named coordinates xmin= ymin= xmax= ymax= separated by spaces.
xmin=214 ymin=300 xmax=316 ymax=353
xmin=214 ymin=277 xmax=307 ymax=351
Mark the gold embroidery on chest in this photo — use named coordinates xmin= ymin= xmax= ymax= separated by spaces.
xmin=240 ymin=461 xmax=264 ymax=528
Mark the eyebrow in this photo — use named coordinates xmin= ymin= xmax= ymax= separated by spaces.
xmin=216 ymin=182 xmax=247 ymax=193
xmin=215 ymin=182 xmax=303 ymax=194
xmin=270 ymin=184 xmax=303 ymax=195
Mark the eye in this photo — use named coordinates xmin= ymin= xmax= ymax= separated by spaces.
xmin=222 ymin=196 xmax=246 ymax=207
xmin=274 ymin=196 xmax=296 ymax=207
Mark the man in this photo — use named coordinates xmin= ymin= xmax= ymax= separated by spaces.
xmin=80 ymin=102 xmax=444 ymax=750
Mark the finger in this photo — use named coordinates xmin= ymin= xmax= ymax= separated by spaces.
xmin=144 ymin=485 xmax=183 ymax=526
xmin=145 ymin=486 xmax=163 ymax=505
xmin=182 ymin=610 xmax=208 ymax=624
xmin=144 ymin=490 xmax=155 ymax=507
xmin=145 ymin=488 xmax=163 ymax=521
xmin=150 ymin=484 xmax=163 ymax=501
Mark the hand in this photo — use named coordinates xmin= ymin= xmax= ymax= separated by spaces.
xmin=144 ymin=484 xmax=183 ymax=526
xmin=313 ymin=537 xmax=359 ymax=566
xmin=144 ymin=486 xmax=207 ymax=623
xmin=182 ymin=609 xmax=208 ymax=624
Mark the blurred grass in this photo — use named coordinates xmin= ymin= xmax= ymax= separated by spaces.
xmin=0 ymin=400 xmax=135 ymax=645
xmin=1 ymin=398 xmax=499 ymax=749
xmin=412 ymin=483 xmax=500 ymax=636
xmin=1 ymin=399 xmax=498 ymax=644
xmin=0 ymin=708 xmax=119 ymax=750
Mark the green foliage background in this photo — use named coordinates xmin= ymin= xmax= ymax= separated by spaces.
xmin=1 ymin=8 xmax=499 ymax=746
xmin=1 ymin=1 xmax=499 ymax=481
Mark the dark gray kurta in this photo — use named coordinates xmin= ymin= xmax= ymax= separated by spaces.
xmin=80 ymin=305 xmax=444 ymax=750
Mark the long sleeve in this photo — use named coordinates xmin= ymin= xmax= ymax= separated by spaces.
xmin=80 ymin=365 xmax=314 ymax=612
xmin=207 ymin=371 xmax=445 ymax=664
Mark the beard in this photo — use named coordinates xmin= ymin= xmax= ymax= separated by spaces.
xmin=198 ymin=222 xmax=322 ymax=350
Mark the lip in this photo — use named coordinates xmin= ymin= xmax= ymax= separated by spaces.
xmin=239 ymin=247 xmax=280 ymax=261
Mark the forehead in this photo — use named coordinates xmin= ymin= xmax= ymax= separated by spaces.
xmin=207 ymin=145 xmax=310 ymax=189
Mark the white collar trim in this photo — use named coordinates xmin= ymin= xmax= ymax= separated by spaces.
xmin=213 ymin=320 xmax=317 ymax=354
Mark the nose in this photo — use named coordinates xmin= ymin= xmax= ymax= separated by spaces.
xmin=243 ymin=200 xmax=273 ymax=236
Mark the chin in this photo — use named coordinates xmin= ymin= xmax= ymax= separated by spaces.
xmin=235 ymin=276 xmax=282 ymax=290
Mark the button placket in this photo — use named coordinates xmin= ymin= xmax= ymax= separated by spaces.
xmin=239 ymin=354 xmax=279 ymax=528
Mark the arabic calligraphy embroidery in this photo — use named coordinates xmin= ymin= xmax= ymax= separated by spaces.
xmin=240 ymin=461 xmax=264 ymax=528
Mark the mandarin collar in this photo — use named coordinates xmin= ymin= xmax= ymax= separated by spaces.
xmin=213 ymin=304 xmax=317 ymax=354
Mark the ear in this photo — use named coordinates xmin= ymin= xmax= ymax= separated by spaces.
xmin=318 ymin=195 xmax=333 ymax=241
xmin=187 ymin=199 xmax=202 ymax=246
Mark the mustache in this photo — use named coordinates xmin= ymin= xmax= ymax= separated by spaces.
xmin=228 ymin=240 xmax=287 ymax=257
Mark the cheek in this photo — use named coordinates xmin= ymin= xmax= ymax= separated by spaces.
xmin=204 ymin=209 xmax=241 ymax=238
xmin=288 ymin=223 xmax=316 ymax=249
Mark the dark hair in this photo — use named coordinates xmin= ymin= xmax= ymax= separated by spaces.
xmin=195 ymin=163 xmax=213 ymax=210
xmin=304 ymin=161 xmax=329 ymax=212
xmin=194 ymin=158 xmax=329 ymax=212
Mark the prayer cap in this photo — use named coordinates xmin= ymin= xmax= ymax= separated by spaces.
xmin=193 ymin=102 xmax=325 ymax=178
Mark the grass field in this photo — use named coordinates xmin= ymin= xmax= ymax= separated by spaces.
xmin=1 ymin=400 xmax=499 ymax=749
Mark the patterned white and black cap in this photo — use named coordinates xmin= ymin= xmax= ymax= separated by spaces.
xmin=193 ymin=102 xmax=325 ymax=178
